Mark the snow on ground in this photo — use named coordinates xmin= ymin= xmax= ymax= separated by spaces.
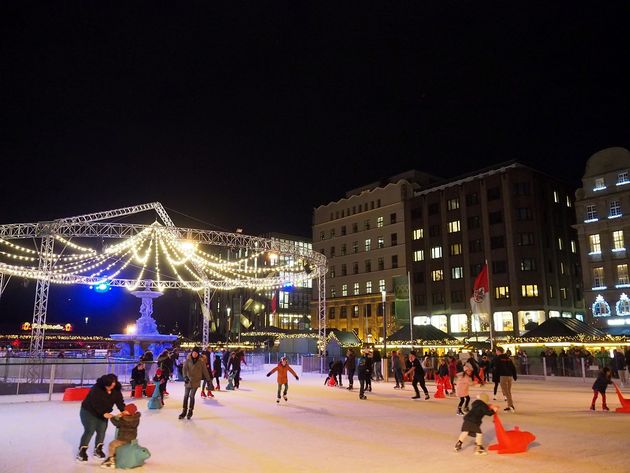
xmin=1 ymin=373 xmax=629 ymax=473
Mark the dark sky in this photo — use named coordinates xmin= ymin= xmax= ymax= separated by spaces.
xmin=1 ymin=3 xmax=628 ymax=332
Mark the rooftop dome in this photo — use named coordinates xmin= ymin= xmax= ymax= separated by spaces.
xmin=584 ymin=147 xmax=630 ymax=178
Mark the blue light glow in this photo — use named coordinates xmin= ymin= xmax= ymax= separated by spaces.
xmin=93 ymin=282 xmax=111 ymax=293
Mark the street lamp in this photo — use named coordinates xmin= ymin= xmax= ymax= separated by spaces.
xmin=227 ymin=307 xmax=232 ymax=342
xmin=381 ymin=290 xmax=387 ymax=357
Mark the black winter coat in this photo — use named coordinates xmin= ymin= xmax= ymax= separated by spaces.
xmin=409 ymin=358 xmax=425 ymax=381
xmin=131 ymin=367 xmax=146 ymax=384
xmin=494 ymin=354 xmax=517 ymax=380
xmin=463 ymin=399 xmax=495 ymax=425
xmin=592 ymin=372 xmax=612 ymax=393
xmin=81 ymin=383 xmax=125 ymax=419
xmin=213 ymin=357 xmax=223 ymax=377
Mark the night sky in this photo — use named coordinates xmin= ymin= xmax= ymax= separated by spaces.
xmin=1 ymin=3 xmax=628 ymax=333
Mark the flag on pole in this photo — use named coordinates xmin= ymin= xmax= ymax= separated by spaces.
xmin=271 ymin=290 xmax=278 ymax=315
xmin=470 ymin=263 xmax=490 ymax=315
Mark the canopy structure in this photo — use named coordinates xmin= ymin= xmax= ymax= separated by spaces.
xmin=0 ymin=203 xmax=327 ymax=363
xmin=387 ymin=324 xmax=460 ymax=347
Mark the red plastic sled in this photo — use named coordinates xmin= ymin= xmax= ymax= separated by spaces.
xmin=488 ymin=413 xmax=535 ymax=454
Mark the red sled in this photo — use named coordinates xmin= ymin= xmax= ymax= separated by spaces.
xmin=488 ymin=413 xmax=536 ymax=454
xmin=613 ymin=383 xmax=630 ymax=413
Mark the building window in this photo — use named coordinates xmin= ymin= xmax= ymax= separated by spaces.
xmin=490 ymin=236 xmax=505 ymax=249
xmin=467 ymin=215 xmax=480 ymax=229
xmin=330 ymin=246 xmax=336 ymax=257
xmin=521 ymin=285 xmax=539 ymax=297
xmin=411 ymin=207 xmax=422 ymax=219
xmin=364 ymin=303 xmax=372 ymax=317
xmin=353 ymin=262 xmax=359 ymax=274
xmin=470 ymin=263 xmax=483 ymax=277
xmin=340 ymin=307 xmax=347 ymax=319
xmin=448 ymin=220 xmax=461 ymax=233
xmin=364 ymin=219 xmax=371 ymax=230
xmin=517 ymin=233 xmax=535 ymax=246
xmin=566 ymin=195 xmax=572 ymax=207
xmin=414 ymin=272 xmax=425 ymax=283
xmin=549 ymin=286 xmax=554 ymax=298
xmin=353 ymin=283 xmax=360 ymax=296
xmin=390 ymin=213 xmax=397 ymax=224
xmin=391 ymin=233 xmax=398 ymax=246
xmin=586 ymin=205 xmax=598 ymax=221
xmin=489 ymin=211 xmax=503 ymax=224
xmin=557 ymin=238 xmax=563 ymax=250
xmin=451 ymin=266 xmax=464 ymax=279
xmin=451 ymin=314 xmax=468 ymax=332
xmin=377 ymin=236 xmax=385 ymax=249
xmin=469 ymin=239 xmax=482 ymax=253
xmin=341 ymin=264 xmax=347 ymax=276
xmin=553 ymin=190 xmax=559 ymax=203
xmin=352 ymin=241 xmax=359 ymax=254
xmin=571 ymin=240 xmax=577 ymax=253
xmin=377 ymin=257 xmax=384 ymax=271
xmin=450 ymin=243 xmax=462 ymax=256
xmin=589 ymin=234 xmax=601 ymax=254
xmin=329 ymin=307 xmax=336 ymax=319
xmin=592 ymin=295 xmax=610 ymax=316
xmin=392 ymin=255 xmax=398 ymax=269
xmin=610 ymin=200 xmax=622 ymax=218
xmin=428 ymin=203 xmax=439 ymax=215
xmin=413 ymin=228 xmax=424 ymax=240
xmin=320 ymin=231 xmax=325 ymax=241
xmin=487 ymin=187 xmax=501 ymax=201
xmin=377 ymin=216 xmax=384 ymax=228
xmin=431 ymin=246 xmax=443 ymax=259
xmin=379 ymin=279 xmax=386 ymax=292
xmin=493 ymin=311 xmax=514 ymax=332
xmin=432 ymin=292 xmax=445 ymax=304
xmin=618 ymin=264 xmax=629 ymax=285
xmin=341 ymin=225 xmax=347 ymax=236
xmin=495 ymin=286 xmax=510 ymax=299
xmin=330 ymin=286 xmax=336 ymax=298
xmin=365 ymin=238 xmax=372 ymax=252
xmin=431 ymin=269 xmax=444 ymax=281
xmin=516 ymin=208 xmax=532 ymax=221
xmin=560 ymin=288 xmax=568 ymax=300
xmin=613 ymin=231 xmax=625 ymax=250
xmin=514 ymin=182 xmax=531 ymax=196
xmin=466 ymin=193 xmax=479 ymax=206
xmin=365 ymin=260 xmax=371 ymax=273
xmin=366 ymin=281 xmax=372 ymax=294
xmin=451 ymin=290 xmax=464 ymax=303
xmin=447 ymin=198 xmax=460 ymax=210
xmin=341 ymin=244 xmax=347 ymax=256
xmin=594 ymin=177 xmax=606 ymax=190
xmin=342 ymin=284 xmax=348 ymax=296
xmin=492 ymin=260 xmax=507 ymax=274
xmin=520 ymin=258 xmax=537 ymax=271
xmin=429 ymin=224 xmax=441 ymax=237
xmin=413 ymin=250 xmax=424 ymax=262
xmin=618 ymin=171 xmax=629 ymax=185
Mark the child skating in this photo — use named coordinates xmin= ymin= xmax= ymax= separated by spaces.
xmin=357 ymin=355 xmax=368 ymax=400
xmin=456 ymin=366 xmax=473 ymax=415
xmin=266 ymin=356 xmax=299 ymax=403
xmin=454 ymin=393 xmax=498 ymax=455
xmin=100 ymin=403 xmax=140 ymax=468
xmin=591 ymin=366 xmax=612 ymax=411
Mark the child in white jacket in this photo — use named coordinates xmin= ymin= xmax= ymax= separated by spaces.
xmin=456 ymin=367 xmax=473 ymax=415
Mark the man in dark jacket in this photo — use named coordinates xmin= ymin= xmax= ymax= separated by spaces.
xmin=344 ymin=349 xmax=356 ymax=390
xmin=222 ymin=349 xmax=231 ymax=379
xmin=140 ymin=350 xmax=154 ymax=382
xmin=130 ymin=362 xmax=147 ymax=397
xmin=613 ymin=349 xmax=627 ymax=386
xmin=357 ymin=356 xmax=369 ymax=400
xmin=405 ymin=350 xmax=430 ymax=400
xmin=495 ymin=346 xmax=517 ymax=412
xmin=373 ymin=349 xmax=383 ymax=381
xmin=392 ymin=350 xmax=404 ymax=389
xmin=332 ymin=358 xmax=344 ymax=387
xmin=228 ymin=351 xmax=242 ymax=389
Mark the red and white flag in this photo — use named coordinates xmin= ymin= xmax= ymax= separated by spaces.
xmin=470 ymin=263 xmax=490 ymax=315
xmin=271 ymin=291 xmax=278 ymax=315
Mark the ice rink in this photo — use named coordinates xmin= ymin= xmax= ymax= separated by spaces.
xmin=1 ymin=372 xmax=628 ymax=473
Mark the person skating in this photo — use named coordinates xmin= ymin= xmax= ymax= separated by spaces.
xmin=455 ymin=366 xmax=473 ymax=415
xmin=201 ymin=346 xmax=213 ymax=397
xmin=454 ymin=393 xmax=497 ymax=455
xmin=152 ymin=368 xmax=168 ymax=406
xmin=332 ymin=358 xmax=344 ymax=387
xmin=100 ymin=403 xmax=140 ymax=468
xmin=228 ymin=351 xmax=243 ymax=389
xmin=591 ymin=366 xmax=612 ymax=411
xmin=373 ymin=348 xmax=383 ymax=381
xmin=392 ymin=350 xmax=404 ymax=389
xmin=437 ymin=358 xmax=451 ymax=396
xmin=266 ymin=356 xmax=299 ymax=403
xmin=130 ymin=362 xmax=147 ymax=397
xmin=405 ymin=350 xmax=430 ymax=400
xmin=76 ymin=374 xmax=128 ymax=463
xmin=179 ymin=347 xmax=212 ymax=419
xmin=213 ymin=354 xmax=223 ymax=390
xmin=222 ymin=349 xmax=231 ymax=379
xmin=364 ymin=351 xmax=373 ymax=392
xmin=495 ymin=346 xmax=517 ymax=412
xmin=357 ymin=355 xmax=369 ymax=399
xmin=344 ymin=349 xmax=356 ymax=390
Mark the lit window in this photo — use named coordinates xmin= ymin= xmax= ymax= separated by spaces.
xmin=560 ymin=288 xmax=567 ymax=300
xmin=378 ymin=279 xmax=385 ymax=292
xmin=447 ymin=198 xmax=460 ymax=211
xmin=593 ymin=267 xmax=604 ymax=288
xmin=365 ymin=239 xmax=372 ymax=252
xmin=571 ymin=240 xmax=577 ymax=253
xmin=431 ymin=269 xmax=443 ymax=281
xmin=352 ymin=241 xmax=358 ymax=253
xmin=493 ymin=311 xmax=513 ymax=332
xmin=352 ymin=305 xmax=359 ymax=317
xmin=495 ymin=286 xmax=510 ymax=299
xmin=560 ymin=262 xmax=565 ymax=275
xmin=448 ymin=220 xmax=461 ymax=233
xmin=594 ymin=177 xmax=606 ymax=190
xmin=553 ymin=190 xmax=559 ymax=203
xmin=618 ymin=171 xmax=629 ymax=185
xmin=413 ymin=229 xmax=424 ymax=240
xmin=451 ymin=266 xmax=463 ymax=279
xmin=610 ymin=200 xmax=622 ymax=218
xmin=330 ymin=286 xmax=336 ymax=298
xmin=618 ymin=264 xmax=629 ymax=285
xmin=353 ymin=282 xmax=360 ymax=295
xmin=431 ymin=246 xmax=442 ymax=259
xmin=342 ymin=284 xmax=348 ymax=297
xmin=585 ymin=205 xmax=598 ymax=221
xmin=589 ymin=234 xmax=601 ymax=254
xmin=557 ymin=238 xmax=563 ymax=250
xmin=613 ymin=231 xmax=625 ymax=250
xmin=377 ymin=217 xmax=384 ymax=228
xmin=450 ymin=243 xmax=462 ymax=255
xmin=366 ymin=281 xmax=372 ymax=293
xmin=617 ymin=294 xmax=630 ymax=315
xmin=521 ymin=285 xmax=539 ymax=297
xmin=566 ymin=195 xmax=572 ymax=207
xmin=450 ymin=314 xmax=468 ymax=332
xmin=377 ymin=237 xmax=384 ymax=249
xmin=413 ymin=250 xmax=424 ymax=262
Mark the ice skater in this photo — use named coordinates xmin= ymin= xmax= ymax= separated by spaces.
xmin=213 ymin=354 xmax=223 ymax=390
xmin=591 ymin=366 xmax=612 ymax=411
xmin=405 ymin=350 xmax=430 ymax=400
xmin=179 ymin=347 xmax=212 ymax=420
xmin=100 ymin=403 xmax=140 ymax=468
xmin=454 ymin=393 xmax=498 ymax=455
xmin=456 ymin=366 xmax=473 ymax=415
xmin=357 ymin=355 xmax=369 ymax=400
xmin=437 ymin=358 xmax=450 ymax=395
xmin=266 ymin=356 xmax=299 ymax=403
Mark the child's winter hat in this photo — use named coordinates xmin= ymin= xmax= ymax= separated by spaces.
xmin=477 ymin=393 xmax=489 ymax=404
xmin=125 ymin=403 xmax=138 ymax=415
xmin=192 ymin=346 xmax=201 ymax=354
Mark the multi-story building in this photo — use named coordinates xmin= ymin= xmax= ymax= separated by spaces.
xmin=409 ymin=161 xmax=583 ymax=339
xmin=312 ymin=171 xmax=439 ymax=341
xmin=574 ymin=147 xmax=630 ymax=333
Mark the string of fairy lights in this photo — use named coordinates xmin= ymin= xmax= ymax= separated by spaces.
xmin=0 ymin=223 xmax=316 ymax=291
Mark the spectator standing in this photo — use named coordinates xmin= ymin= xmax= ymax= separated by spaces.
xmin=495 ymin=346 xmax=517 ymax=412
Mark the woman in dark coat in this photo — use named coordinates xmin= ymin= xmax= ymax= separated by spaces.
xmin=76 ymin=374 xmax=127 ymax=462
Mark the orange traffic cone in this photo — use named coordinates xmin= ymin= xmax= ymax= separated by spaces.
xmin=613 ymin=383 xmax=630 ymax=413
xmin=434 ymin=376 xmax=446 ymax=398
xmin=488 ymin=413 xmax=536 ymax=454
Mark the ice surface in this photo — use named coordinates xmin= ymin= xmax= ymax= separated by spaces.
xmin=1 ymin=373 xmax=628 ymax=473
